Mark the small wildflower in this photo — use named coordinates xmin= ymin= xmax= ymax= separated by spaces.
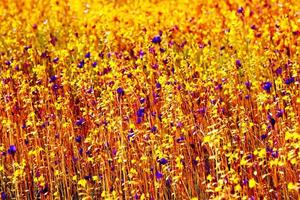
xmin=7 ymin=145 xmax=16 ymax=155
xmin=237 ymin=7 xmax=244 ymax=13
xmin=158 ymin=158 xmax=168 ymax=165
xmin=85 ymin=52 xmax=91 ymax=59
xmin=117 ymin=87 xmax=125 ymax=96
xmin=92 ymin=61 xmax=97 ymax=67
xmin=236 ymin=59 xmax=242 ymax=68
xmin=262 ymin=82 xmax=272 ymax=92
xmin=155 ymin=171 xmax=163 ymax=180
xmin=76 ymin=118 xmax=85 ymax=126
xmin=78 ymin=60 xmax=85 ymax=68
xmin=285 ymin=77 xmax=294 ymax=85
xmin=53 ymin=57 xmax=59 ymax=63
xmin=75 ymin=135 xmax=82 ymax=143
xmin=152 ymin=35 xmax=161 ymax=44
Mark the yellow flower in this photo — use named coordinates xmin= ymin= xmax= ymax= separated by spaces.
xmin=78 ymin=179 xmax=87 ymax=188
xmin=249 ymin=178 xmax=256 ymax=188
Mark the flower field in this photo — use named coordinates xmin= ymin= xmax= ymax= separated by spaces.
xmin=0 ymin=0 xmax=300 ymax=199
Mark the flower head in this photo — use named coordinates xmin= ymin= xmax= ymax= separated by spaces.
xmin=262 ymin=82 xmax=272 ymax=92
xmin=7 ymin=145 xmax=16 ymax=155
xmin=152 ymin=35 xmax=161 ymax=44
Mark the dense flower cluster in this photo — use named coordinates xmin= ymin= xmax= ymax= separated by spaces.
xmin=0 ymin=0 xmax=299 ymax=199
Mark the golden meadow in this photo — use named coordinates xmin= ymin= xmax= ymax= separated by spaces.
xmin=0 ymin=0 xmax=299 ymax=199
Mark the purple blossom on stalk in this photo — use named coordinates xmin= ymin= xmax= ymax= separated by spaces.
xmin=92 ymin=61 xmax=97 ymax=67
xmin=275 ymin=67 xmax=282 ymax=75
xmin=261 ymin=134 xmax=267 ymax=140
xmin=236 ymin=59 xmax=242 ymax=68
xmin=78 ymin=148 xmax=83 ymax=155
xmin=242 ymin=178 xmax=248 ymax=185
xmin=137 ymin=117 xmax=142 ymax=124
xmin=78 ymin=60 xmax=85 ymax=68
xmin=151 ymin=125 xmax=157 ymax=133
xmin=140 ymin=97 xmax=145 ymax=104
xmin=245 ymin=81 xmax=251 ymax=89
xmin=76 ymin=118 xmax=85 ymax=126
xmin=53 ymin=57 xmax=59 ymax=63
xmin=262 ymin=82 xmax=272 ymax=92
xmin=272 ymin=150 xmax=279 ymax=158
xmin=176 ymin=136 xmax=185 ymax=143
xmin=49 ymin=75 xmax=57 ymax=83
xmin=1 ymin=192 xmax=7 ymax=200
xmin=85 ymin=52 xmax=91 ymax=58
xmin=52 ymin=83 xmax=60 ymax=91
xmin=250 ymin=24 xmax=257 ymax=30
xmin=159 ymin=48 xmax=165 ymax=53
xmin=75 ymin=135 xmax=82 ymax=143
xmin=155 ymin=171 xmax=163 ymax=180
xmin=158 ymin=158 xmax=168 ymax=165
xmin=137 ymin=109 xmax=145 ymax=118
xmin=139 ymin=50 xmax=145 ymax=57
xmin=7 ymin=145 xmax=16 ymax=155
xmin=156 ymin=82 xmax=161 ymax=89
xmin=276 ymin=109 xmax=284 ymax=118
xmin=237 ymin=7 xmax=244 ymax=13
xmin=285 ymin=77 xmax=295 ymax=85
xmin=117 ymin=87 xmax=125 ymax=96
xmin=152 ymin=35 xmax=161 ymax=44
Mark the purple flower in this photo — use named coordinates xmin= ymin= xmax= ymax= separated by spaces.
xmin=1 ymin=192 xmax=7 ymax=200
xmin=137 ymin=117 xmax=142 ymax=124
xmin=7 ymin=145 xmax=16 ymax=155
xmin=276 ymin=109 xmax=284 ymax=118
xmin=151 ymin=126 xmax=157 ymax=133
xmin=75 ymin=135 xmax=82 ymax=143
xmin=78 ymin=60 xmax=85 ymax=68
xmin=176 ymin=136 xmax=185 ymax=143
xmin=275 ymin=67 xmax=282 ymax=75
xmin=158 ymin=158 xmax=168 ymax=165
xmin=237 ymin=7 xmax=244 ymax=13
xmin=85 ymin=52 xmax=91 ymax=59
xmin=156 ymin=82 xmax=161 ymax=89
xmin=78 ymin=148 xmax=83 ymax=155
xmin=245 ymin=95 xmax=250 ymax=100
xmin=269 ymin=117 xmax=276 ymax=126
xmin=137 ymin=108 xmax=145 ymax=117
xmin=236 ymin=59 xmax=242 ymax=68
xmin=53 ymin=57 xmax=59 ymax=63
xmin=262 ymin=82 xmax=272 ymax=92
xmin=49 ymin=75 xmax=57 ymax=83
xmin=139 ymin=50 xmax=145 ymax=57
xmin=140 ymin=97 xmax=145 ymax=104
xmin=261 ymin=134 xmax=267 ymax=140
xmin=92 ymin=61 xmax=97 ymax=67
xmin=152 ymin=36 xmax=161 ymax=44
xmin=155 ymin=171 xmax=163 ymax=180
xmin=242 ymin=178 xmax=248 ymax=185
xmin=285 ymin=77 xmax=295 ymax=85
xmin=272 ymin=150 xmax=279 ymax=158
xmin=245 ymin=81 xmax=251 ymax=89
xmin=117 ymin=87 xmax=125 ymax=96
xmin=76 ymin=118 xmax=85 ymax=126
xmin=52 ymin=83 xmax=60 ymax=91
xmin=5 ymin=60 xmax=11 ymax=66
xmin=250 ymin=25 xmax=257 ymax=30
